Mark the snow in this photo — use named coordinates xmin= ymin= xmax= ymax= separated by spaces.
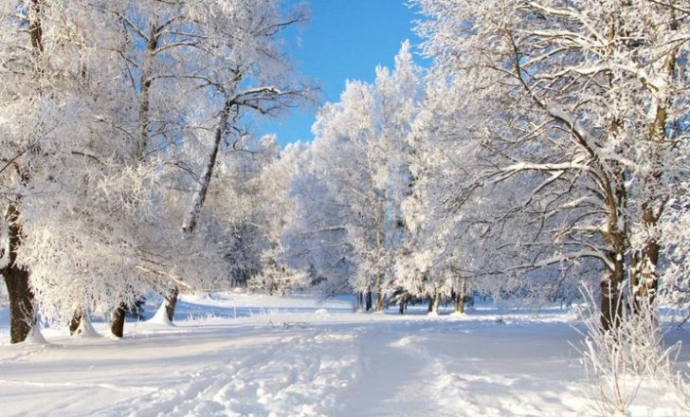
xmin=0 ymin=293 xmax=689 ymax=416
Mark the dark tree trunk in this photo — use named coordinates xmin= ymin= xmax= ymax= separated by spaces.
xmin=454 ymin=278 xmax=468 ymax=314
xmin=1 ymin=204 xmax=35 ymax=344
xmin=398 ymin=294 xmax=407 ymax=315
xmin=3 ymin=266 xmax=34 ymax=344
xmin=600 ymin=250 xmax=625 ymax=332
xmin=164 ymin=287 xmax=179 ymax=322
xmin=110 ymin=303 xmax=127 ymax=338
xmin=69 ymin=309 xmax=82 ymax=336
xmin=182 ymin=99 xmax=231 ymax=234
xmin=356 ymin=292 xmax=364 ymax=310
xmin=365 ymin=291 xmax=372 ymax=312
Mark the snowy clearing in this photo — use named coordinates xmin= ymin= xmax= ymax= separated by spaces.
xmin=1 ymin=293 xmax=689 ymax=416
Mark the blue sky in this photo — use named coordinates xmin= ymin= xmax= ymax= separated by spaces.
xmin=261 ymin=1 xmax=423 ymax=146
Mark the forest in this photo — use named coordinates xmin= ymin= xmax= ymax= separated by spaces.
xmin=0 ymin=0 xmax=689 ymax=412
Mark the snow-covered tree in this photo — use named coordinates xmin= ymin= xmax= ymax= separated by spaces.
xmin=144 ymin=0 xmax=313 ymax=318
xmin=0 ymin=0 xmax=312 ymax=341
xmin=413 ymin=0 xmax=690 ymax=328
xmin=283 ymin=137 xmax=357 ymax=299
xmin=287 ymin=42 xmax=423 ymax=311
xmin=252 ymin=139 xmax=312 ymax=294
xmin=0 ymin=0 xmax=140 ymax=341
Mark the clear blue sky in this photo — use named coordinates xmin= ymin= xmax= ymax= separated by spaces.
xmin=261 ymin=1 xmax=423 ymax=146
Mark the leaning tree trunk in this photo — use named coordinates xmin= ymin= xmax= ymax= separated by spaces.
xmin=163 ymin=98 xmax=234 ymax=322
xmin=69 ymin=309 xmax=83 ymax=336
xmin=110 ymin=302 xmax=127 ymax=338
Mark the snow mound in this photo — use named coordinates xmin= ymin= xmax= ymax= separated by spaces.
xmin=148 ymin=301 xmax=174 ymax=326
xmin=23 ymin=326 xmax=47 ymax=345
xmin=72 ymin=316 xmax=99 ymax=338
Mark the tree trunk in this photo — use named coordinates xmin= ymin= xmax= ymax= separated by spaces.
xmin=631 ymin=204 xmax=661 ymax=314
xmin=0 ymin=1 xmax=43 ymax=345
xmin=455 ymin=278 xmax=468 ymax=314
xmin=356 ymin=292 xmax=364 ymax=311
xmin=365 ymin=291 xmax=372 ymax=312
xmin=375 ymin=277 xmax=384 ymax=312
xmin=164 ymin=287 xmax=179 ymax=322
xmin=431 ymin=290 xmax=441 ymax=314
xmin=398 ymin=294 xmax=407 ymax=315
xmin=110 ymin=303 xmax=127 ymax=338
xmin=182 ymin=99 xmax=232 ymax=233
xmin=600 ymin=250 xmax=625 ymax=332
xmin=69 ymin=309 xmax=83 ymax=336
xmin=3 ymin=265 xmax=34 ymax=343
xmin=1 ymin=204 xmax=35 ymax=344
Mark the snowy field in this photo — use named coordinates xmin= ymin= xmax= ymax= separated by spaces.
xmin=1 ymin=292 xmax=689 ymax=417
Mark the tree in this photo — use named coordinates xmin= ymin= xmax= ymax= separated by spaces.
xmin=152 ymin=0 xmax=312 ymax=318
xmin=413 ymin=0 xmax=690 ymax=329
xmin=0 ymin=0 xmax=311 ymax=341
xmin=287 ymin=42 xmax=423 ymax=311
xmin=0 ymin=0 xmax=106 ymax=342
xmin=0 ymin=0 xmax=190 ymax=338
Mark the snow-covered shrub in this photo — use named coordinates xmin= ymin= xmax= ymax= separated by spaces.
xmin=577 ymin=286 xmax=690 ymax=415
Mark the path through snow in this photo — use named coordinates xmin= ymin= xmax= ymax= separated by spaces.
xmin=0 ymin=294 xmax=688 ymax=416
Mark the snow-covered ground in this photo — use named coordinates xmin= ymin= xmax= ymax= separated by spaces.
xmin=0 ymin=292 xmax=689 ymax=416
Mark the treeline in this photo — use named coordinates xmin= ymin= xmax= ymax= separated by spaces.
xmin=1 ymin=1 xmax=689 ymax=344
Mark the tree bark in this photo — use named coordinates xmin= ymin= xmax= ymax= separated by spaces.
xmin=454 ymin=279 xmax=467 ymax=314
xmin=398 ymin=293 xmax=407 ymax=314
xmin=164 ymin=287 xmax=179 ymax=322
xmin=3 ymin=265 xmax=34 ymax=343
xmin=365 ymin=290 xmax=372 ymax=312
xmin=110 ymin=303 xmax=127 ymax=338
xmin=356 ymin=291 xmax=364 ymax=310
xmin=600 ymin=250 xmax=625 ymax=332
xmin=69 ymin=309 xmax=83 ymax=336
xmin=1 ymin=204 xmax=35 ymax=344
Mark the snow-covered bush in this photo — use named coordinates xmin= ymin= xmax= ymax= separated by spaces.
xmin=578 ymin=286 xmax=690 ymax=415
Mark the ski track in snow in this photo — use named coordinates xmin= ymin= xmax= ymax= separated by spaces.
xmin=110 ymin=328 xmax=360 ymax=417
